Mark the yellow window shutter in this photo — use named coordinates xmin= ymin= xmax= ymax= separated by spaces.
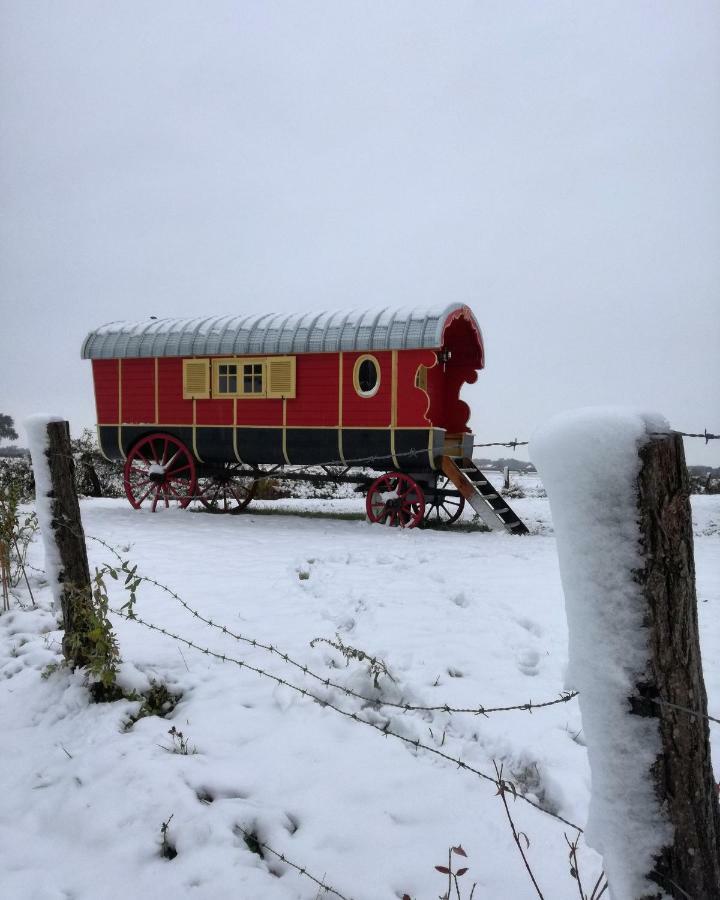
xmin=266 ymin=356 xmax=296 ymax=399
xmin=183 ymin=359 xmax=210 ymax=399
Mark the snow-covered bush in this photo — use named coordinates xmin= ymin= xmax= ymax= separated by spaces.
xmin=689 ymin=471 xmax=720 ymax=494
xmin=1 ymin=430 xmax=124 ymax=501
xmin=70 ymin=428 xmax=124 ymax=498
xmin=0 ymin=481 xmax=37 ymax=596
xmin=0 ymin=457 xmax=34 ymax=502
xmin=500 ymin=483 xmax=526 ymax=499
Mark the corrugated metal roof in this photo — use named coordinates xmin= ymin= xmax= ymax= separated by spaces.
xmin=81 ymin=304 xmax=480 ymax=359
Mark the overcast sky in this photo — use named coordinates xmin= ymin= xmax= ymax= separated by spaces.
xmin=2 ymin=1 xmax=718 ymax=464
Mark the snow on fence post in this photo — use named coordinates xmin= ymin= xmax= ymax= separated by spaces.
xmin=533 ymin=408 xmax=720 ymax=900
xmin=26 ymin=417 xmax=94 ymax=668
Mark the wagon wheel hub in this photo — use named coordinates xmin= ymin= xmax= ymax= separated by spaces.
xmin=148 ymin=463 xmax=167 ymax=484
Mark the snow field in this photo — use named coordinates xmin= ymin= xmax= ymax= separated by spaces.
xmin=0 ymin=481 xmax=717 ymax=900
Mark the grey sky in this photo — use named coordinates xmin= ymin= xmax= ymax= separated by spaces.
xmin=2 ymin=1 xmax=718 ymax=464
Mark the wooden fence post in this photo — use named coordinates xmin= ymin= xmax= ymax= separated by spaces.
xmin=635 ymin=433 xmax=720 ymax=897
xmin=43 ymin=420 xmax=94 ymax=668
xmin=503 ymin=466 xmax=510 ymax=490
xmin=534 ymin=414 xmax=720 ymax=900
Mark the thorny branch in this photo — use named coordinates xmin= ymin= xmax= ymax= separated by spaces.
xmin=493 ymin=761 xmax=546 ymax=899
xmin=564 ymin=833 xmax=608 ymax=900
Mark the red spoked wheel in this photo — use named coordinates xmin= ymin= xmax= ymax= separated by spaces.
xmin=366 ymin=472 xmax=425 ymax=528
xmin=124 ymin=433 xmax=197 ymax=512
xmin=423 ymin=475 xmax=465 ymax=526
xmin=195 ymin=463 xmax=256 ymax=514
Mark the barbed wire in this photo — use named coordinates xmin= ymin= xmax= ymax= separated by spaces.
xmin=233 ymin=824 xmax=354 ymax=900
xmin=111 ymin=605 xmax=583 ymax=834
xmin=474 ymin=440 xmax=529 ymax=450
xmin=87 ymin=534 xmax=578 ymax=718
xmin=472 ymin=430 xmax=718 ymax=453
xmin=653 ymin=697 xmax=720 ymax=727
xmin=652 ymin=429 xmax=718 ymax=444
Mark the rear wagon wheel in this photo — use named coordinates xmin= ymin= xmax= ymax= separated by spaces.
xmin=423 ymin=475 xmax=465 ymax=525
xmin=124 ymin=433 xmax=197 ymax=511
xmin=195 ymin=463 xmax=256 ymax=514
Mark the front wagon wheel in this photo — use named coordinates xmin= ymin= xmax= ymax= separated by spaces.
xmin=124 ymin=433 xmax=197 ymax=512
xmin=366 ymin=472 xmax=425 ymax=528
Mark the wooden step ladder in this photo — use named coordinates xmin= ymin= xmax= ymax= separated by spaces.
xmin=441 ymin=457 xmax=529 ymax=534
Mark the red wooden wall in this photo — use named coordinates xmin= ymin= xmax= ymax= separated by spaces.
xmin=122 ymin=359 xmax=155 ymax=423
xmin=92 ymin=345 xmax=479 ymax=432
xmin=92 ymin=360 xmax=119 ymax=424
xmin=287 ymin=353 xmax=339 ymax=427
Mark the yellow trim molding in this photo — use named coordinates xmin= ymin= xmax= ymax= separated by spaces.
xmin=390 ymin=350 xmax=399 ymax=468
xmin=282 ymin=399 xmax=291 ymax=464
xmin=337 ymin=353 xmax=346 ymax=463
xmin=101 ymin=422 xmax=431 ymax=431
xmin=192 ymin=399 xmax=204 ymax=462
xmin=154 ymin=358 xmax=160 ymax=422
xmin=117 ymin=360 xmax=125 ymax=459
xmin=232 ymin=399 xmax=243 ymax=462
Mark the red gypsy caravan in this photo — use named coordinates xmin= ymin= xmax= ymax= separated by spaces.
xmin=82 ymin=304 xmax=527 ymax=532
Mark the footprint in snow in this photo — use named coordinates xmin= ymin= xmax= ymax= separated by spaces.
xmin=515 ymin=616 xmax=543 ymax=637
xmin=516 ymin=648 xmax=541 ymax=677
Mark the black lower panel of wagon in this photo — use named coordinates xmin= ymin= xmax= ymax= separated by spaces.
xmin=100 ymin=424 xmax=446 ymax=473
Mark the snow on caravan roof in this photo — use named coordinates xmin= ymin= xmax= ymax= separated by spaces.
xmin=81 ymin=304 xmax=480 ymax=359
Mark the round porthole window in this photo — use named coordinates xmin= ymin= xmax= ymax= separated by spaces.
xmin=353 ymin=355 xmax=380 ymax=397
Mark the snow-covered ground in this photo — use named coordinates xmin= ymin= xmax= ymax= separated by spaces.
xmin=1 ymin=477 xmax=718 ymax=900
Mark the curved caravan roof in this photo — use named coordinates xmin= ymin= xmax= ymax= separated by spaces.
xmin=81 ymin=304 xmax=482 ymax=360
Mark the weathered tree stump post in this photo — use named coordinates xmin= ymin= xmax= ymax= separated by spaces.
xmin=42 ymin=420 xmax=95 ymax=668
xmin=635 ymin=433 xmax=720 ymax=897
xmin=503 ymin=465 xmax=511 ymax=490
xmin=534 ymin=411 xmax=720 ymax=900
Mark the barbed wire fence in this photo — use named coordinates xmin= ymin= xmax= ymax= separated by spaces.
xmin=10 ymin=423 xmax=719 ymax=899
xmin=91 ymin=531 xmax=578 ymax=717
xmin=83 ymin=532 xmax=715 ymax=900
